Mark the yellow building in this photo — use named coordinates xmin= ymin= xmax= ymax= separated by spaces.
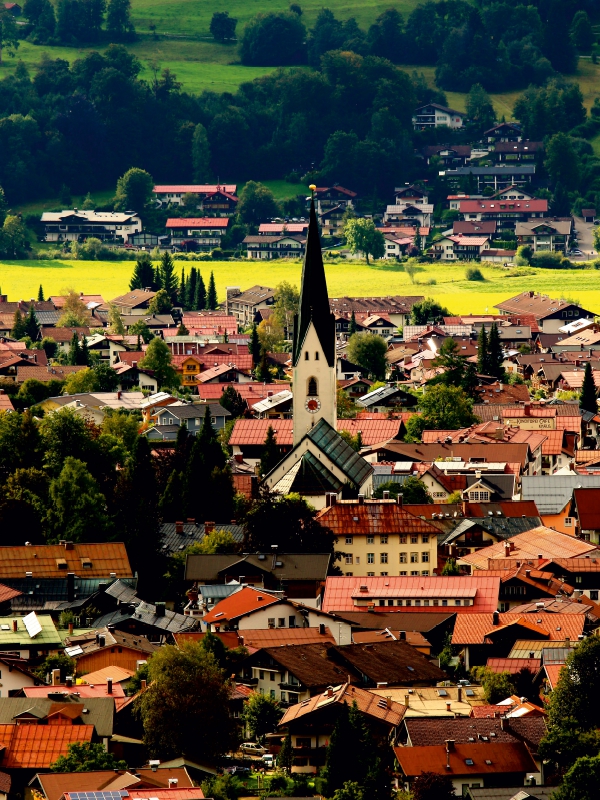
xmin=316 ymin=496 xmax=439 ymax=577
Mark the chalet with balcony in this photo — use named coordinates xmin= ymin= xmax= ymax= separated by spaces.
xmin=166 ymin=218 xmax=229 ymax=250
xmin=515 ymin=219 xmax=572 ymax=253
xmin=412 ymin=104 xmax=465 ymax=130
xmin=243 ymin=235 xmax=305 ymax=260
xmin=41 ymin=210 xmax=142 ymax=244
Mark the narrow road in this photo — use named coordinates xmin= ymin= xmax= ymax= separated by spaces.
xmin=572 ymin=215 xmax=596 ymax=259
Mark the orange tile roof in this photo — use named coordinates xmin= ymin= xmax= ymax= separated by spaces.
xmin=79 ymin=665 xmax=134 ymax=684
xmin=0 ymin=723 xmax=93 ymax=768
xmin=173 ymin=631 xmax=242 ymax=649
xmin=451 ymin=613 xmax=585 ymax=645
xmin=24 ymin=683 xmax=128 ymax=710
xmin=126 ymin=791 xmax=204 ymax=800
xmin=394 ymin=741 xmax=537 ymax=778
xmin=544 ymin=664 xmax=565 ymax=690
xmin=0 ymin=543 xmax=133 ymax=579
xmin=280 ymin=683 xmax=405 ymax=728
xmin=238 ymin=627 xmax=336 ymax=648
xmin=486 ymin=657 xmax=541 ymax=673
xmin=35 ymin=768 xmax=194 ymax=800
xmin=460 ymin=526 xmax=595 ymax=570
xmin=203 ymin=587 xmax=280 ymax=624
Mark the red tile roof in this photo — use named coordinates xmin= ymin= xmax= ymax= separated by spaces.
xmin=451 ymin=612 xmax=585 ymax=645
xmin=573 ymin=488 xmax=600 ymax=531
xmin=203 ymin=587 xmax=280 ymax=624
xmin=460 ymin=527 xmax=595 ymax=570
xmin=403 ymin=501 xmax=540 ymax=519
xmin=280 ymin=682 xmax=405 ymax=727
xmin=486 ymin=657 xmax=541 ymax=673
xmin=0 ymin=723 xmax=93 ymax=768
xmin=165 ymin=218 xmax=229 ymax=229
xmin=126 ymin=792 xmax=205 ymax=800
xmin=316 ymin=500 xmax=441 ymax=537
xmin=322 ymin=576 xmax=501 ymax=614
xmin=543 ymin=664 xmax=565 ymax=690
xmin=394 ymin=741 xmax=537 ymax=778
xmin=230 ymin=418 xmax=405 ymax=446
xmin=154 ymin=184 xmax=236 ymax=194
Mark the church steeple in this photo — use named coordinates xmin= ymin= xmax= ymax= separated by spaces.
xmin=292 ymin=187 xmax=337 ymax=445
xmin=292 ymin=194 xmax=335 ymax=368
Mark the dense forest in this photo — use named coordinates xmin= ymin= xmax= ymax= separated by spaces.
xmin=0 ymin=0 xmax=599 ymax=206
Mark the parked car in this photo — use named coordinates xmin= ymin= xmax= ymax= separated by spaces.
xmin=225 ymin=766 xmax=251 ymax=776
xmin=261 ymin=754 xmax=275 ymax=769
xmin=241 ymin=742 xmax=268 ymax=756
xmin=569 ymin=249 xmax=583 ymax=255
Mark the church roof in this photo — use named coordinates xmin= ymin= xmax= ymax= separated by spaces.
xmin=272 ymin=451 xmax=344 ymax=495
xmin=292 ymin=197 xmax=336 ymax=368
xmin=307 ymin=418 xmax=373 ymax=487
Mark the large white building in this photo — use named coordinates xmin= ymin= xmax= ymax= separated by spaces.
xmin=41 ymin=210 xmax=141 ymax=243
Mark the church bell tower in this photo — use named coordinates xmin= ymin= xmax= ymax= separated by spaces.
xmin=292 ymin=187 xmax=337 ymax=446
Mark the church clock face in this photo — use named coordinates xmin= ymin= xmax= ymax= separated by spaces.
xmin=305 ymin=397 xmax=321 ymax=413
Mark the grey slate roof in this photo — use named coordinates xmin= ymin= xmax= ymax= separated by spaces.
xmin=5 ymin=577 xmax=137 ymax=612
xmin=33 ymin=311 xmax=62 ymax=325
xmin=306 ymin=417 xmax=373 ymax=487
xmin=439 ymin=516 xmax=542 ymax=546
xmin=93 ymin=600 xmax=198 ymax=634
xmin=156 ymin=403 xmax=230 ymax=420
xmin=199 ymin=584 xmax=241 ymax=603
xmin=358 ymin=384 xmax=412 ymax=408
xmin=185 ymin=553 xmax=331 ymax=583
xmin=521 ymin=475 xmax=600 ymax=514
xmin=160 ymin=522 xmax=244 ymax=556
xmin=0 ymin=696 xmax=114 ymax=737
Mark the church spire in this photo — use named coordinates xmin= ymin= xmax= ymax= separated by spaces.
xmin=292 ymin=190 xmax=335 ymax=367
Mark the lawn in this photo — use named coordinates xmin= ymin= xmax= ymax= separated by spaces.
xmin=4 ymin=258 xmax=600 ymax=315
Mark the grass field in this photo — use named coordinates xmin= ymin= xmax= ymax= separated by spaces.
xmin=3 ymin=258 xmax=600 ymax=315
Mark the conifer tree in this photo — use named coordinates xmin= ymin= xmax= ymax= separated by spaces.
xmin=195 ymin=270 xmax=206 ymax=310
xmin=159 ymin=470 xmax=184 ymax=521
xmin=349 ymin=310 xmax=357 ymax=336
xmin=160 ymin=252 xmax=178 ymax=302
xmin=130 ymin=254 xmax=155 ymax=291
xmin=178 ymin=268 xmax=186 ymax=306
xmin=219 ymin=385 xmax=245 ymax=418
xmin=177 ymin=322 xmax=189 ymax=336
xmin=207 ymin=271 xmax=217 ymax=310
xmin=10 ymin=309 xmax=26 ymax=340
xmin=67 ymin=331 xmax=80 ymax=365
xmin=116 ymin=437 xmax=162 ymax=588
xmin=580 ymin=361 xmax=598 ymax=414
xmin=249 ymin=323 xmax=260 ymax=366
xmin=487 ymin=322 xmax=506 ymax=380
xmin=79 ymin=335 xmax=90 ymax=366
xmin=37 ymin=285 xmax=45 ymax=302
xmin=260 ymin=426 xmax=280 ymax=476
xmin=186 ymin=267 xmax=197 ymax=310
xmin=154 ymin=264 xmax=162 ymax=291
xmin=278 ymin=731 xmax=293 ymax=774
xmin=255 ymin=349 xmax=272 ymax=382
xmin=461 ymin=361 xmax=479 ymax=398
xmin=476 ymin=325 xmax=489 ymax=374
xmin=24 ymin=305 xmax=40 ymax=341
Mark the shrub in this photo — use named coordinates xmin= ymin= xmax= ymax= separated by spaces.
xmin=465 ymin=266 xmax=484 ymax=281
xmin=530 ymin=250 xmax=565 ymax=268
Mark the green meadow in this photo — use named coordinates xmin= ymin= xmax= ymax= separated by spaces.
xmin=3 ymin=258 xmax=600 ymax=316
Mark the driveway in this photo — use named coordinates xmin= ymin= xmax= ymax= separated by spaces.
xmin=572 ymin=215 xmax=596 ymax=259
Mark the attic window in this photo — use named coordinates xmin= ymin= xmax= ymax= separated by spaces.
xmin=438 ymin=689 xmax=448 ymax=696
xmin=485 ymin=760 xmax=492 ymax=765
xmin=81 ymin=558 xmax=92 ymax=568
xmin=465 ymin=759 xmax=474 ymax=766
xmin=56 ymin=559 xmax=68 ymax=569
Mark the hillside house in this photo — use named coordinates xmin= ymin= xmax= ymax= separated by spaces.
xmin=147 ymin=402 xmax=230 ymax=440
xmin=153 ymin=184 xmax=237 ymax=207
xmin=243 ymin=235 xmax=305 ymax=259
xmin=412 ymin=104 xmax=465 ymax=130
xmin=225 ymin=285 xmax=276 ymax=327
xmin=444 ymin=166 xmax=536 ymax=193
xmin=41 ymin=211 xmax=141 ymax=244
xmin=166 ymin=218 xmax=229 ymax=250
xmin=515 ymin=219 xmax=572 ymax=253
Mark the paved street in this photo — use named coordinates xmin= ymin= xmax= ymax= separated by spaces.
xmin=572 ymin=215 xmax=596 ymax=259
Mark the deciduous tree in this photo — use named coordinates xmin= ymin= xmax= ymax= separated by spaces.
xmin=343 ymin=218 xmax=385 ymax=263
xmin=139 ymin=337 xmax=179 ymax=388
xmin=114 ymin=167 xmax=153 ymax=211
xmin=347 ymin=332 xmax=387 ymax=380
xmin=51 ymin=741 xmax=127 ymax=772
xmin=237 ymin=181 xmax=279 ymax=225
xmin=242 ymin=693 xmax=283 ymax=743
xmin=210 ymin=11 xmax=237 ymax=42
xmin=135 ymin=642 xmax=239 ymax=761
xmin=45 ymin=456 xmax=112 ymax=542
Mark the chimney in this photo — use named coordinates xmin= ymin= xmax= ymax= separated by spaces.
xmin=493 ymin=610 xmax=499 ymax=625
xmin=524 ymin=403 xmax=531 ymax=416
xmin=397 ymin=493 xmax=403 ymax=507
xmin=155 ymin=602 xmax=166 ymax=618
xmin=205 ymin=521 xmax=215 ymax=534
xmin=504 ymin=542 xmax=511 ymax=557
xmin=141 ymin=679 xmax=147 ymax=690
xmin=319 ymin=623 xmax=326 ymax=635
xmin=12 ymin=619 xmax=17 ymax=632
xmin=327 ymin=686 xmax=333 ymax=698
xmin=526 ymin=569 xmax=531 ymax=577
xmin=510 ymin=542 xmax=516 ymax=552
xmin=404 ymin=694 xmax=410 ymax=707
xmin=68 ymin=622 xmax=74 ymax=635
xmin=383 ymin=490 xmax=390 ymax=500
xmin=234 ymin=453 xmax=243 ymax=463
xmin=64 ymin=541 xmax=74 ymax=550
xmin=107 ymin=678 xmax=113 ymax=694
xmin=446 ymin=702 xmax=451 ymax=713
xmin=500 ymin=718 xmax=505 ymax=731
xmin=529 ymin=652 xmax=535 ymax=659
xmin=117 ymin=390 xmax=122 ymax=400
xmin=399 ymin=630 xmax=406 ymax=641
xmin=445 ymin=739 xmax=454 ymax=751
xmin=51 ymin=669 xmax=61 ymax=686
xmin=457 ymin=686 xmax=462 ymax=702
xmin=168 ymin=780 xmax=178 ymax=789
xmin=175 ymin=521 xmax=184 ymax=534
xmin=386 ymin=696 xmax=392 ymax=709
xmin=65 ymin=676 xmax=73 ymax=688
xmin=358 ymin=494 xmax=365 ymax=505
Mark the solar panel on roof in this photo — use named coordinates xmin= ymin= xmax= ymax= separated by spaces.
xmin=23 ymin=611 xmax=42 ymax=638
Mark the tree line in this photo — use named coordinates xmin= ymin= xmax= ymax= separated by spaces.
xmin=233 ymin=1 xmax=595 ymax=91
